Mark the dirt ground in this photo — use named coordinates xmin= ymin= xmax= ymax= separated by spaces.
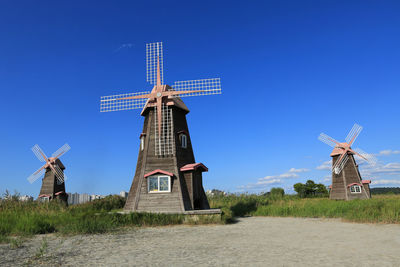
xmin=1 ymin=217 xmax=400 ymax=266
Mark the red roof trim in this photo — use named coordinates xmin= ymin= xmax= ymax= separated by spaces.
xmin=328 ymin=185 xmax=332 ymax=189
xmin=139 ymin=133 xmax=146 ymax=138
xmin=55 ymin=191 xmax=66 ymax=196
xmin=144 ymin=169 xmax=174 ymax=178
xmin=347 ymin=183 xmax=362 ymax=187
xmin=362 ymin=180 xmax=371 ymax=184
xmin=180 ymin=163 xmax=208 ymax=172
xmin=38 ymin=194 xmax=51 ymax=198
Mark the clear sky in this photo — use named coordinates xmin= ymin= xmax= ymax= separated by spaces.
xmin=1 ymin=0 xmax=400 ymax=196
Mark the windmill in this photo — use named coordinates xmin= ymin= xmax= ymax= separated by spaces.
xmin=318 ymin=123 xmax=376 ymax=200
xmin=100 ymin=42 xmax=221 ymax=213
xmin=28 ymin=144 xmax=70 ymax=203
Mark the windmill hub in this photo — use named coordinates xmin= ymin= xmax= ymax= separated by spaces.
xmin=156 ymin=92 xmax=162 ymax=97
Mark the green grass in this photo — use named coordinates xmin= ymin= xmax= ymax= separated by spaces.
xmin=209 ymin=194 xmax=400 ymax=224
xmin=2 ymin=193 xmax=399 ymax=243
xmin=0 ymin=195 xmax=221 ymax=242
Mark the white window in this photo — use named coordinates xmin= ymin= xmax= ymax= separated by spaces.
xmin=148 ymin=175 xmax=171 ymax=193
xmin=140 ymin=136 xmax=145 ymax=151
xmin=350 ymin=185 xmax=361 ymax=194
xmin=181 ymin=134 xmax=187 ymax=149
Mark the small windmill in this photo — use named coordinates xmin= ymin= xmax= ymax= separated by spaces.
xmin=28 ymin=144 xmax=70 ymax=203
xmin=100 ymin=42 xmax=221 ymax=213
xmin=318 ymin=124 xmax=376 ymax=200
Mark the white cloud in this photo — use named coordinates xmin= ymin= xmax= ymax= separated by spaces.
xmin=316 ymin=160 xmax=331 ymax=170
xmin=360 ymin=162 xmax=400 ymax=177
xmin=377 ymin=150 xmax=400 ymax=156
xmin=371 ymin=179 xmax=400 ymax=185
xmin=237 ymin=168 xmax=310 ymax=192
xmin=288 ymin=168 xmax=310 ymax=173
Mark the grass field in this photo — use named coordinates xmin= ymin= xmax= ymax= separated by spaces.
xmin=209 ymin=194 xmax=400 ymax=224
xmin=1 ymin=193 xmax=400 ymax=243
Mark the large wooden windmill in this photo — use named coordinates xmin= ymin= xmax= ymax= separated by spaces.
xmin=28 ymin=144 xmax=70 ymax=203
xmin=318 ymin=124 xmax=376 ymax=200
xmin=100 ymin=42 xmax=221 ymax=213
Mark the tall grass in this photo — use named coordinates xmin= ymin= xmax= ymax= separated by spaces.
xmin=209 ymin=194 xmax=400 ymax=224
xmin=0 ymin=196 xmax=193 ymax=241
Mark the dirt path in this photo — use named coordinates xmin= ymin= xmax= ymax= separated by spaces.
xmin=1 ymin=217 xmax=400 ymax=266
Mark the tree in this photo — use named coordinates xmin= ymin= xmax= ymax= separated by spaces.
xmin=294 ymin=180 xmax=328 ymax=198
xmin=270 ymin=187 xmax=285 ymax=197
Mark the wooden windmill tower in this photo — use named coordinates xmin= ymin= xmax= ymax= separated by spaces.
xmin=318 ymin=124 xmax=376 ymax=200
xmin=100 ymin=42 xmax=221 ymax=213
xmin=28 ymin=144 xmax=70 ymax=203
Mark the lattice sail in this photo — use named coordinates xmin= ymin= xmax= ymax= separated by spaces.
xmin=100 ymin=91 xmax=150 ymax=112
xmin=318 ymin=133 xmax=339 ymax=148
xmin=353 ymin=148 xmax=377 ymax=165
xmin=345 ymin=123 xmax=363 ymax=145
xmin=52 ymin=143 xmax=71 ymax=158
xmin=172 ymin=78 xmax=221 ymax=97
xmin=333 ymin=153 xmax=349 ymax=174
xmin=146 ymin=42 xmax=164 ymax=85
xmin=32 ymin=144 xmax=46 ymax=162
xmin=28 ymin=166 xmax=46 ymax=184
xmin=154 ymin=104 xmax=174 ymax=156
xmin=53 ymin=164 xmax=66 ymax=184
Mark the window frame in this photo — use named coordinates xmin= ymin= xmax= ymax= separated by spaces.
xmin=350 ymin=185 xmax=362 ymax=194
xmin=140 ymin=136 xmax=145 ymax=151
xmin=180 ymin=134 xmax=187 ymax=149
xmin=148 ymin=175 xmax=171 ymax=193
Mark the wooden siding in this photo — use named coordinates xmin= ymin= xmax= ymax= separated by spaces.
xmin=330 ymin=154 xmax=370 ymax=200
xmin=39 ymin=159 xmax=67 ymax=203
xmin=124 ymin=104 xmax=210 ymax=213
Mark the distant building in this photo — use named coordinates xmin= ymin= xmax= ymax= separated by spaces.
xmin=206 ymin=189 xmax=227 ymax=196
xmin=91 ymin=194 xmax=103 ymax=201
xmin=67 ymin=193 xmax=79 ymax=205
xmin=120 ymin=191 xmax=129 ymax=198
xmin=67 ymin=193 xmax=106 ymax=205
xmin=19 ymin=195 xmax=33 ymax=201
xmin=79 ymin=193 xmax=90 ymax=204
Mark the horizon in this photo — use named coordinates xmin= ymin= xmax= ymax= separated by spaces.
xmin=1 ymin=1 xmax=400 ymax=197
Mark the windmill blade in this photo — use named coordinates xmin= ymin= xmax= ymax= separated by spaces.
xmin=27 ymin=165 xmax=46 ymax=184
xmin=332 ymin=153 xmax=349 ymax=175
xmin=172 ymin=78 xmax=222 ymax=97
xmin=346 ymin=123 xmax=363 ymax=145
xmin=353 ymin=148 xmax=377 ymax=165
xmin=318 ymin=133 xmax=340 ymax=148
xmin=51 ymin=164 xmax=67 ymax=184
xmin=146 ymin=42 xmax=164 ymax=85
xmin=100 ymin=91 xmax=150 ymax=112
xmin=31 ymin=144 xmax=47 ymax=162
xmin=52 ymin=143 xmax=70 ymax=159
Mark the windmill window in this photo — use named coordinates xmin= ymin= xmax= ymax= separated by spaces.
xmin=350 ymin=185 xmax=361 ymax=194
xmin=148 ymin=175 xmax=171 ymax=193
xmin=181 ymin=134 xmax=187 ymax=149
xmin=140 ymin=136 xmax=145 ymax=151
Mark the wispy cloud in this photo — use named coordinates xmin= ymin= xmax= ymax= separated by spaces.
xmin=237 ymin=168 xmax=310 ymax=192
xmin=377 ymin=150 xmax=400 ymax=156
xmin=371 ymin=179 xmax=400 ymax=185
xmin=114 ymin=43 xmax=134 ymax=53
xmin=316 ymin=160 xmax=331 ymax=170
xmin=360 ymin=162 xmax=400 ymax=177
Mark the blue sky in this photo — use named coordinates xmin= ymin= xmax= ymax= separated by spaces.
xmin=1 ymin=0 xmax=400 ymax=196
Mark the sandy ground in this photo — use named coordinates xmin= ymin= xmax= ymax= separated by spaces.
xmin=1 ymin=217 xmax=400 ymax=266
